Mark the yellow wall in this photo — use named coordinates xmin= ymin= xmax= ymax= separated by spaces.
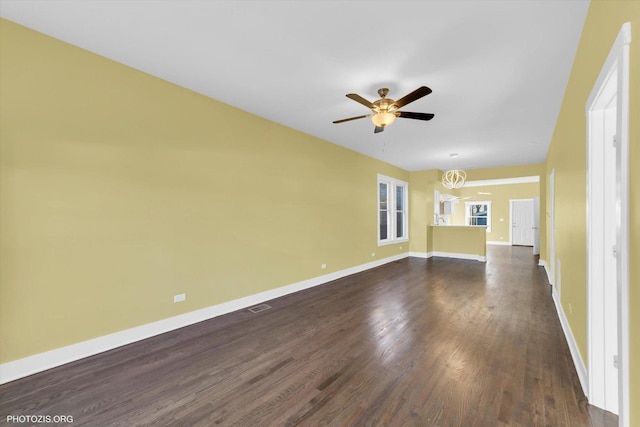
xmin=448 ymin=182 xmax=539 ymax=244
xmin=430 ymin=226 xmax=486 ymax=258
xmin=0 ymin=20 xmax=409 ymax=363
xmin=545 ymin=1 xmax=640 ymax=423
xmin=409 ymin=169 xmax=440 ymax=254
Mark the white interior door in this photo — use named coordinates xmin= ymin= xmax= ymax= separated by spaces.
xmin=511 ymin=199 xmax=534 ymax=246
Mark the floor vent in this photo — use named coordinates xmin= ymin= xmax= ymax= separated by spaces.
xmin=248 ymin=303 xmax=272 ymax=313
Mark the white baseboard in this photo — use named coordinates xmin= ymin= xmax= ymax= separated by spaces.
xmin=539 ymin=259 xmax=553 ymax=284
xmin=431 ymin=251 xmax=485 ymax=262
xmin=0 ymin=252 xmax=409 ymax=385
xmin=487 ymin=241 xmax=511 ymax=246
xmin=409 ymin=251 xmax=432 ymax=259
xmin=552 ymin=288 xmax=589 ymax=397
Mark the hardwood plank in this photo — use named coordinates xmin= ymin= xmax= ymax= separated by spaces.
xmin=0 ymin=246 xmax=617 ymax=426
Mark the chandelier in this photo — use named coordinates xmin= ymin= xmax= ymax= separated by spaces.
xmin=441 ymin=169 xmax=466 ymax=189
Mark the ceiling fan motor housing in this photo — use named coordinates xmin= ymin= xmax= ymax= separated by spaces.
xmin=373 ymin=98 xmax=396 ymax=114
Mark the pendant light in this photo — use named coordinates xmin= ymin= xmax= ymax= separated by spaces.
xmin=442 ymin=153 xmax=466 ymax=189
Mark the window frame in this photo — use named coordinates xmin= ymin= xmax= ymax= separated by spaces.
xmin=465 ymin=201 xmax=492 ymax=232
xmin=377 ymin=174 xmax=409 ymax=246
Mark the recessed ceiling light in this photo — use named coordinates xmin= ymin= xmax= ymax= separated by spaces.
xmin=449 ymin=153 xmax=459 ymax=158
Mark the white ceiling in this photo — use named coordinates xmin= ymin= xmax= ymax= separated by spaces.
xmin=0 ymin=0 xmax=590 ymax=172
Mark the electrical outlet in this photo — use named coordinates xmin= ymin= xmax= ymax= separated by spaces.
xmin=321 ymin=263 xmax=327 ymax=269
xmin=399 ymin=246 xmax=402 ymax=250
xmin=371 ymin=252 xmax=375 ymax=257
xmin=174 ymin=293 xmax=186 ymax=303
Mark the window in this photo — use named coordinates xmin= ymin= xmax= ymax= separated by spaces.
xmin=378 ymin=174 xmax=408 ymax=245
xmin=465 ymin=201 xmax=491 ymax=232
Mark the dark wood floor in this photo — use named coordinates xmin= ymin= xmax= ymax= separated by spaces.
xmin=1 ymin=246 xmax=617 ymax=426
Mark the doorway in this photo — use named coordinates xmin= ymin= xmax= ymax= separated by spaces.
xmin=586 ymin=22 xmax=630 ymax=425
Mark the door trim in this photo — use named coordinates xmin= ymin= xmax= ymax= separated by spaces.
xmin=586 ymin=22 xmax=630 ymax=426
xmin=533 ymin=196 xmax=540 ymax=255
xmin=548 ymin=169 xmax=555 ymax=287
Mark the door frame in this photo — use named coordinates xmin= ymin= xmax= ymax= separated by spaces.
xmin=548 ymin=169 xmax=555 ymax=287
xmin=586 ymin=22 xmax=630 ymax=426
xmin=533 ymin=196 xmax=540 ymax=255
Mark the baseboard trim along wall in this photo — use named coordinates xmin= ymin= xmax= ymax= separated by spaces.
xmin=408 ymin=251 xmax=432 ymax=259
xmin=487 ymin=241 xmax=511 ymax=246
xmin=0 ymin=252 xmax=410 ymax=385
xmin=431 ymin=251 xmax=486 ymax=262
xmin=552 ymin=287 xmax=589 ymax=397
xmin=539 ymin=259 xmax=553 ymax=285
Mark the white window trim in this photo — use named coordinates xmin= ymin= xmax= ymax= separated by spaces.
xmin=465 ymin=201 xmax=492 ymax=232
xmin=377 ymin=174 xmax=409 ymax=246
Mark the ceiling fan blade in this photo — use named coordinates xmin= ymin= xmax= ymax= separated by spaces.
xmin=346 ymin=93 xmax=375 ymax=109
xmin=397 ymin=111 xmax=435 ymax=121
xmin=374 ymin=126 xmax=384 ymax=134
xmin=393 ymin=86 xmax=432 ymax=109
xmin=333 ymin=114 xmax=369 ymax=124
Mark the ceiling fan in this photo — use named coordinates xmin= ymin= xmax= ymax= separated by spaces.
xmin=333 ymin=86 xmax=435 ymax=133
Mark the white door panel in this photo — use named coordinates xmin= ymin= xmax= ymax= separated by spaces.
xmin=512 ymin=199 xmax=534 ymax=246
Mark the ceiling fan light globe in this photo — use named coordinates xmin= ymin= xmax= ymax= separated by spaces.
xmin=371 ymin=112 xmax=396 ymax=127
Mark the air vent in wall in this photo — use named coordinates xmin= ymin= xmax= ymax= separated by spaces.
xmin=248 ymin=304 xmax=272 ymax=313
